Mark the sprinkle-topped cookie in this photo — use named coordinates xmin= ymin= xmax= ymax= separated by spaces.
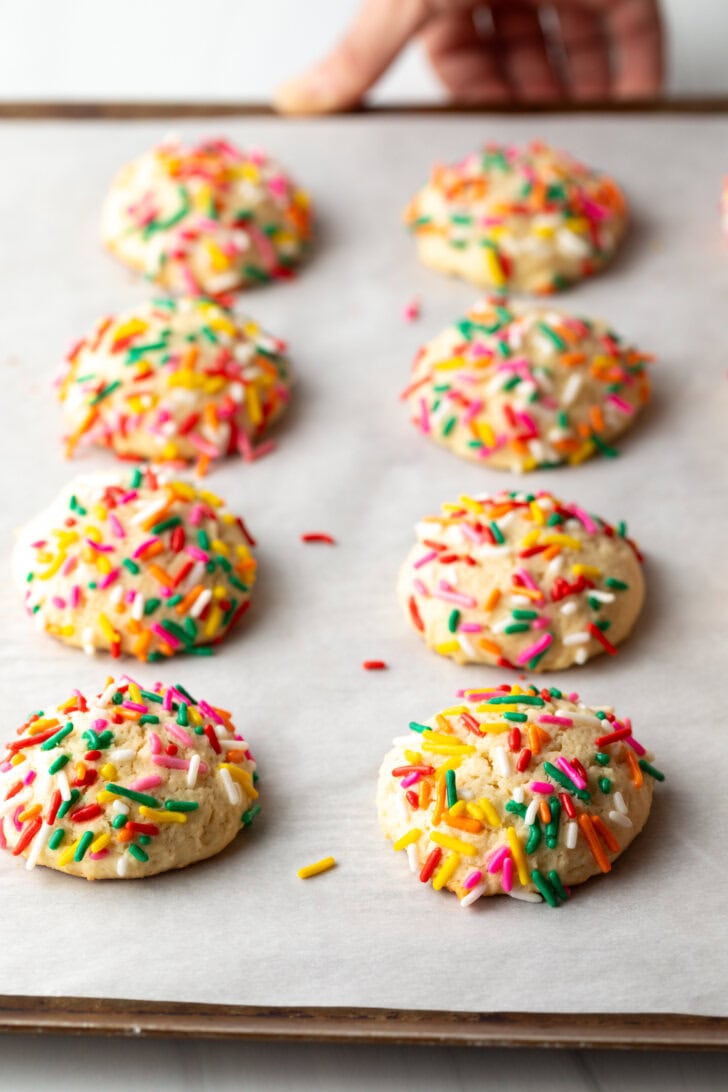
xmin=398 ymin=490 xmax=643 ymax=671
xmin=0 ymin=677 xmax=260 ymax=879
xmin=404 ymin=142 xmax=626 ymax=295
xmin=378 ymin=684 xmax=663 ymax=907
xmin=101 ymin=136 xmax=313 ymax=295
xmin=59 ymin=297 xmax=291 ymax=470
xmin=14 ymin=469 xmax=257 ymax=661
xmin=402 ymin=297 xmax=652 ymax=471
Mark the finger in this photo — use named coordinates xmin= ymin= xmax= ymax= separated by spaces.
xmin=554 ymin=5 xmax=610 ymax=100
xmin=491 ymin=2 xmax=563 ymax=101
xmin=274 ymin=0 xmax=429 ymax=114
xmin=602 ymin=0 xmax=663 ymax=97
xmin=421 ymin=8 xmax=511 ymax=103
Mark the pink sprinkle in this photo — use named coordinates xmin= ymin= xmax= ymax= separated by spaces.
xmin=188 ymin=432 xmax=222 ymax=459
xmin=23 ymin=770 xmax=36 ymax=785
xmin=402 ymin=298 xmax=420 ymax=323
xmin=51 ymin=596 xmax=66 ymax=610
xmin=98 ymin=570 xmax=119 ymax=590
xmin=61 ymin=557 xmax=78 ymax=576
xmin=152 ymin=755 xmax=209 ymax=775
xmin=529 ymin=781 xmax=554 ymax=795
xmin=570 ymin=506 xmax=598 ymax=534
xmin=556 ymin=756 xmax=587 ymax=790
xmin=400 ymin=771 xmax=424 ymax=789
xmin=624 ymin=735 xmax=647 ymax=757
xmin=412 ymin=578 xmax=428 ymax=597
xmin=166 ymin=724 xmax=195 ymax=748
xmin=151 ymin=623 xmax=181 ymax=648
xmin=186 ymin=545 xmax=209 ymax=563
xmin=198 ymin=700 xmax=223 ymax=725
xmin=432 ymin=585 xmax=477 ymax=609
xmin=418 ymin=397 xmax=430 ymax=434
xmin=133 ymin=537 xmax=160 ymax=559
xmin=85 ymin=539 xmax=114 ymax=553
xmin=162 ymin=689 xmax=173 ymax=713
xmin=150 ymin=732 xmax=162 ymax=755
xmin=501 ymin=856 xmax=514 ymax=892
xmin=462 ymin=869 xmax=483 ymax=891
xmin=606 ymin=393 xmax=633 ymax=415
xmin=538 ymin=714 xmax=573 ymax=726
xmin=89 ymin=850 xmax=110 ymax=861
xmin=130 ymin=775 xmax=163 ymax=792
xmin=514 ymin=568 xmax=539 ymax=593
xmin=122 ymin=700 xmax=147 ymax=714
xmin=413 ymin=550 xmax=438 ymax=570
xmin=487 ymin=845 xmax=510 ymax=873
xmin=70 ymin=585 xmax=81 ymax=608
xmin=516 ymin=632 xmax=553 ymax=665
xmin=108 ymin=513 xmax=126 ymax=538
xmin=188 ymin=504 xmax=205 ymax=526
xmin=92 ymin=719 xmax=108 ymax=731
xmin=459 ymin=623 xmax=483 ymax=633
xmin=462 ymin=399 xmax=484 ymax=425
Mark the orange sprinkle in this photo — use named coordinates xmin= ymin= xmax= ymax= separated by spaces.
xmin=591 ymin=814 xmax=621 ymax=854
xmin=419 ymin=779 xmax=432 ymax=809
xmin=624 ymin=747 xmax=643 ymax=788
xmin=147 ymin=563 xmax=176 ymax=587
xmin=176 ymin=585 xmax=204 ymax=615
xmin=432 ymin=777 xmax=447 ymax=826
xmin=578 ymin=814 xmax=611 ymax=873
xmin=538 ymin=800 xmax=552 ymax=824
xmin=116 ymin=828 xmax=133 ymax=844
xmin=479 ymin=637 xmax=502 ymax=658
xmin=484 ymin=588 xmax=502 ymax=612
xmin=589 ymin=405 xmax=605 ymax=433
xmin=559 ymin=351 xmax=587 ymax=367
xmin=444 ymin=815 xmax=483 ymax=835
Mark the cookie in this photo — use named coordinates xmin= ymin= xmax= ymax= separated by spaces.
xmin=101 ymin=136 xmax=312 ymax=295
xmin=59 ymin=297 xmax=291 ymax=469
xmin=402 ymin=297 xmax=652 ymax=471
xmin=0 ymin=677 xmax=260 ymax=879
xmin=378 ymin=683 xmax=663 ymax=906
xmin=404 ymin=141 xmax=626 ymax=295
xmin=398 ymin=490 xmax=643 ymax=671
xmin=14 ymin=468 xmax=256 ymax=661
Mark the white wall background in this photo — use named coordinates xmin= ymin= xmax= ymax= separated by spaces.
xmin=0 ymin=0 xmax=725 ymax=102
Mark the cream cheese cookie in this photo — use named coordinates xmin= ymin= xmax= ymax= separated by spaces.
xmin=14 ymin=468 xmax=256 ymax=661
xmin=101 ymin=136 xmax=312 ymax=295
xmin=404 ymin=141 xmax=626 ymax=295
xmin=378 ymin=683 xmax=664 ymax=907
xmin=402 ymin=297 xmax=652 ymax=471
xmin=59 ymin=297 xmax=291 ymax=469
xmin=0 ymin=677 xmax=260 ymax=879
xmin=398 ymin=490 xmax=643 ymax=671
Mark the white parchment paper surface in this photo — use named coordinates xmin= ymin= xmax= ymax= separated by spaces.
xmin=0 ymin=115 xmax=726 ymax=1017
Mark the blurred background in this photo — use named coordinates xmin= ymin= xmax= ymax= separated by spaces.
xmin=0 ymin=0 xmax=725 ymax=103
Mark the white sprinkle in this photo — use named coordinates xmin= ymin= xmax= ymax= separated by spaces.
xmin=109 ymin=584 xmax=124 ymax=609
xmin=566 ymin=820 xmax=578 ymax=849
xmin=563 ymin=630 xmax=590 ymax=646
xmin=508 ymin=888 xmax=543 ymax=903
xmin=609 ymin=810 xmax=633 ymax=829
xmin=589 ymin=590 xmax=616 ymax=604
xmin=562 ymin=373 xmax=583 ymax=407
xmin=25 ymin=821 xmax=52 ymax=871
xmin=130 ymin=499 xmax=168 ymax=527
xmin=575 ymin=647 xmax=588 ymax=665
xmin=491 ymin=617 xmax=514 ymax=634
xmin=220 ymin=738 xmax=248 ymax=751
xmin=527 ymin=439 xmax=546 ymax=464
xmin=109 ymin=748 xmax=136 ymax=764
xmin=111 ymin=800 xmax=129 ymax=816
xmin=117 ymin=853 xmax=129 ymax=877
xmin=99 ymin=681 xmax=118 ymax=706
xmin=0 ymin=790 xmax=31 ymax=817
xmin=457 ymin=634 xmax=478 ymax=659
xmin=219 ymin=767 xmax=241 ymax=806
xmin=569 ymin=712 xmax=604 ymax=728
xmin=82 ymin=627 xmax=96 ymax=656
xmin=187 ymin=753 xmax=200 ymax=788
xmin=494 ymin=746 xmax=511 ymax=777
xmin=406 ymin=844 xmax=419 ymax=873
xmin=508 ymin=594 xmax=533 ymax=607
xmin=190 ymin=588 xmax=213 ymax=619
xmin=525 ymin=799 xmax=540 ymax=826
xmin=512 ymin=785 xmax=525 ymax=805
xmin=57 ymin=770 xmax=71 ymax=802
xmin=460 ymin=882 xmax=487 ymax=908
xmin=560 ymin=600 xmax=578 ymax=616
xmin=182 ymin=561 xmax=207 ymax=593
xmin=132 ymin=593 xmax=145 ymax=622
xmin=613 ymin=790 xmax=628 ymax=815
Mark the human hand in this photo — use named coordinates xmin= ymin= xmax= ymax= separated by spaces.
xmin=275 ymin=0 xmax=663 ymax=113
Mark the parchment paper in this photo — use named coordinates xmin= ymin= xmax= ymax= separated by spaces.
xmin=0 ymin=114 xmax=726 ymax=1017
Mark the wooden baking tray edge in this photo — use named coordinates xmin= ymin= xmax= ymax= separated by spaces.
xmin=0 ymin=998 xmax=725 ymax=1050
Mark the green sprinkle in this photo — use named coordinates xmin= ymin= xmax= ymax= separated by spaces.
xmin=139 ymin=714 xmax=160 ymax=726
xmin=596 ymin=710 xmax=607 ymax=719
xmin=512 ymin=609 xmax=538 ymax=621
xmin=138 ymin=834 xmax=152 ymax=846
xmin=130 ymin=468 xmax=142 ymax=489
xmin=485 ymin=695 xmax=544 ymax=707
xmin=549 ymin=688 xmax=563 ymax=699
xmin=531 ymin=868 xmax=559 ymax=908
xmin=105 ymin=784 xmax=161 ymax=808
xmin=48 ymin=754 xmax=70 ymax=775
xmin=48 ymin=828 xmax=65 ymax=851
xmin=40 ymin=724 xmax=74 ymax=751
xmin=591 ymin=432 xmax=618 ymax=458
xmin=545 ymin=798 xmax=561 ymax=849
xmin=605 ymin=577 xmax=628 ymax=591
xmin=151 ymin=516 xmax=182 ymax=536
xmin=599 ymin=777 xmax=612 ymax=794
xmin=175 ymin=683 xmax=196 ymax=704
xmin=165 ymin=800 xmax=199 ymax=812
xmin=90 ymin=380 xmax=120 ymax=405
xmin=638 ymin=759 xmax=666 ymax=782
xmin=197 ymin=530 xmax=210 ymax=550
xmin=489 ymin=520 xmax=504 ymax=545
xmin=144 ymin=598 xmax=162 ymax=616
xmin=547 ymin=869 xmax=568 ymax=902
xmin=187 ymin=645 xmax=214 ymax=657
xmin=502 ymin=375 xmax=521 ymax=392
xmin=441 ymin=416 xmax=457 ymax=437
xmin=112 ymin=814 xmax=128 ymax=829
xmin=445 ymin=769 xmax=457 ymax=808
xmin=525 ymin=822 xmax=542 ymax=855
xmin=177 ymin=702 xmax=189 ymax=726
xmin=140 ymin=689 xmax=163 ymax=704
xmin=242 ymin=804 xmax=261 ymax=826
xmin=123 ymin=558 xmax=141 ymax=575
xmin=542 ymin=761 xmax=591 ymax=802
xmin=143 ymin=185 xmax=190 ymax=236
xmin=595 ymin=752 xmax=610 ymax=766
xmin=243 ymin=264 xmax=271 ymax=283
xmin=447 ymin=609 xmax=460 ymax=634
xmin=111 ymin=691 xmax=124 ymax=705
xmin=408 ymin=721 xmax=428 ymax=734
xmin=503 ymin=711 xmax=527 ymax=722
xmin=57 ymin=789 xmax=81 ymax=819
xmin=504 ymin=623 xmax=530 ymax=634
xmin=537 ymin=322 xmax=567 ymax=352
xmin=128 ymin=844 xmax=149 ymax=863
xmin=74 ymin=830 xmax=94 ymax=862
xmin=505 ymin=800 xmax=527 ymax=818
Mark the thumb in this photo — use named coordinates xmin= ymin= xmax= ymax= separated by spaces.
xmin=274 ymin=0 xmax=430 ymax=114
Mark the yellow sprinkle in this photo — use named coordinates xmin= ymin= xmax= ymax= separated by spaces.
xmin=204 ymin=604 xmax=223 ymax=638
xmin=95 ymin=790 xmax=114 ymax=804
xmin=297 ymin=856 xmax=336 ymax=880
xmin=448 ymin=800 xmax=467 ymax=818
xmin=100 ymin=763 xmax=117 ymax=781
xmin=18 ymin=804 xmax=41 ymax=822
xmin=440 ymin=705 xmax=468 ymax=717
xmin=433 ymin=757 xmax=464 ymax=779
xmin=197 ymin=489 xmax=223 ymax=508
xmin=219 ymin=763 xmax=258 ymax=799
xmin=483 ymin=246 xmax=506 ymax=287
xmin=432 ymin=851 xmax=461 ymax=890
xmin=429 ymin=831 xmax=477 ymax=857
xmin=573 ymin=563 xmax=602 ymax=578
xmin=471 ymin=716 xmax=511 ymax=733
xmin=97 ymin=613 xmax=119 ymax=644
xmin=403 ymin=749 xmax=421 ymax=764
xmin=38 ymin=553 xmax=67 ymax=580
xmin=435 ymin=640 xmax=460 ymax=655
xmin=432 ymin=355 xmax=467 ymax=372
xmin=113 ymin=317 xmax=148 ymax=342
xmin=210 ymin=540 xmax=229 ymax=558
xmin=457 ymin=495 xmax=485 ymax=514
xmin=393 ymin=829 xmax=422 ymax=851
xmin=139 ymin=806 xmax=187 ymax=824
xmin=507 ymin=827 xmax=529 ymax=886
xmin=529 ymin=500 xmax=545 ymax=525
xmin=57 ymin=839 xmax=81 ymax=868
xmin=421 ymin=743 xmax=476 ymax=757
xmin=245 ymin=383 xmax=262 ymax=426
xmin=478 ymin=798 xmax=502 ymax=828
xmin=10 ymin=753 xmax=25 ymax=766
xmin=520 ymin=529 xmax=540 ymax=549
xmin=90 ymin=832 xmax=111 ymax=853
xmin=473 ymin=420 xmax=496 ymax=447
xmin=568 ymin=441 xmax=596 ymax=465
xmin=543 ymin=533 xmax=582 ymax=550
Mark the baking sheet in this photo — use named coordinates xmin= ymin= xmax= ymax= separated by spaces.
xmin=0 ymin=113 xmax=726 ymax=1019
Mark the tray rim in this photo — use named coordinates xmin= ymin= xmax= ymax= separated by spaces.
xmin=0 ymin=99 xmax=725 ymax=1051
